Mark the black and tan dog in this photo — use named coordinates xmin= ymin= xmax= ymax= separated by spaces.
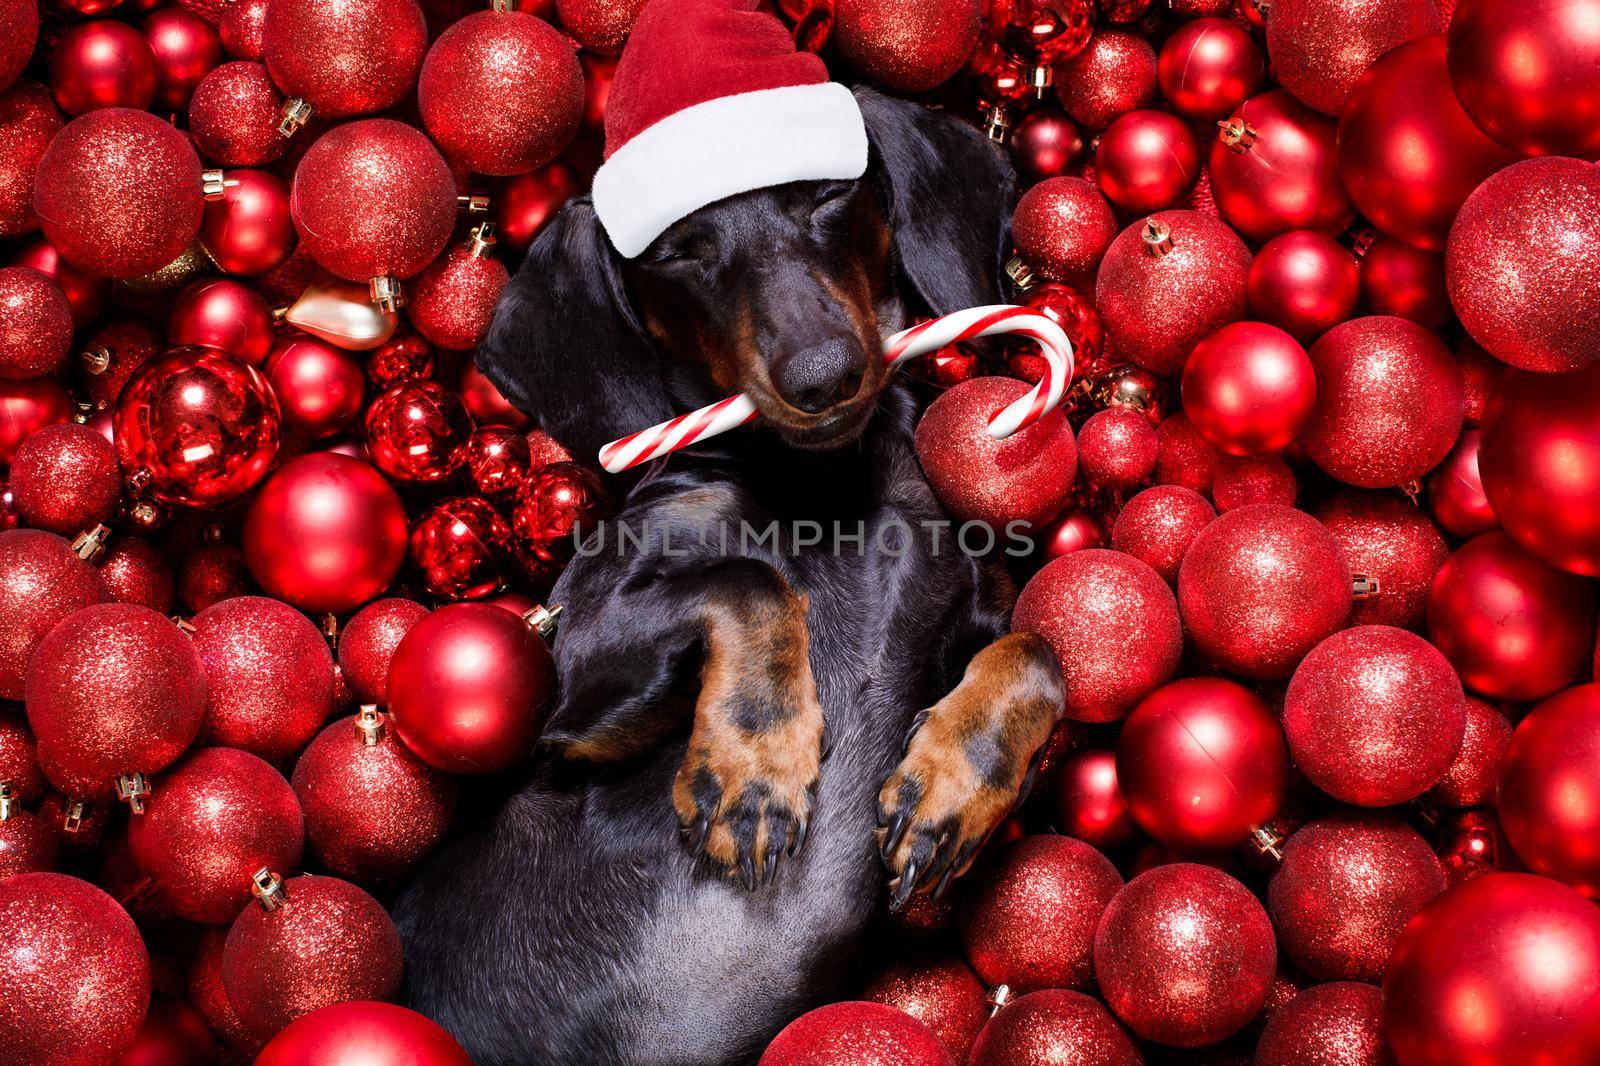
xmin=394 ymin=87 xmax=1065 ymax=1064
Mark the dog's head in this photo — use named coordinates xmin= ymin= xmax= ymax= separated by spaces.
xmin=476 ymin=88 xmax=1017 ymax=464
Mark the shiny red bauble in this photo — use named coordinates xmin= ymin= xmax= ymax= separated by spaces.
xmin=1094 ymin=110 xmax=1198 ymax=213
xmin=1013 ymin=283 xmax=1104 ymax=382
xmin=509 ymin=461 xmax=607 ymax=580
xmin=459 ymin=361 xmax=529 ymax=429
xmin=255 ymin=1001 xmax=473 ymax=1066
xmin=49 ymin=20 xmax=158 ymax=116
xmin=466 ymin=426 xmax=531 ymax=500
xmin=0 ymin=377 xmax=72 ymax=465
xmin=169 ymin=278 xmax=275 ymax=365
xmin=1033 ymin=508 xmax=1104 ymax=560
xmin=409 ymin=497 xmax=511 ymax=601
xmin=997 ymin=0 xmax=1094 ymax=68
xmin=114 ymin=994 xmax=218 ymax=1066
xmin=1384 ymin=873 xmax=1600 ymax=1065
xmin=913 ymin=376 xmax=1077 ymax=528
xmin=1050 ymin=750 xmax=1136 ymax=851
xmin=1117 ymin=677 xmax=1288 ymax=851
xmin=1428 ymin=428 xmax=1497 ymax=537
xmin=1209 ymin=90 xmax=1353 ymax=243
xmin=1427 ymin=532 xmax=1597 ymax=701
xmin=407 ymin=239 xmax=511 ymax=350
xmin=338 ymin=597 xmax=430 ymax=706
xmin=290 ymin=119 xmax=457 ymax=283
xmin=0 ymin=530 xmax=107 ymax=700
xmin=223 ymin=873 xmax=403 ymax=1040
xmin=760 ymin=1000 xmax=953 ymax=1066
xmin=199 ymin=168 xmax=294 ymax=276
xmin=1181 ymin=322 xmax=1315 ymax=456
xmin=862 ymin=958 xmax=986 ymax=1062
xmin=263 ymin=0 xmax=427 ymax=118
xmin=1479 ymin=363 xmax=1600 ymax=575
xmin=965 ymin=989 xmax=1140 ymax=1066
xmin=1157 ymin=17 xmax=1263 ymax=121
xmin=0 ymin=873 xmax=150 ymax=1064
xmin=25 ymin=603 xmax=206 ymax=798
xmin=1013 ymin=549 xmax=1181 ymax=722
xmin=1498 ymin=685 xmax=1600 ymax=897
xmin=1246 ymin=231 xmax=1358 ymax=344
xmin=0 ymin=266 xmax=70 ymax=380
xmin=8 ymin=423 xmax=121 ymax=537
xmin=1256 ymin=983 xmax=1389 ymax=1066
xmin=387 ymin=603 xmax=555 ymax=774
xmin=33 ymin=108 xmax=203 ymax=279
xmin=1359 ymin=235 xmax=1449 ymax=329
xmin=364 ymin=380 xmax=473 ymax=484
xmin=1011 ymin=177 xmax=1115 ymax=288
xmin=494 ymin=162 xmax=579 ymax=257
xmin=263 ymin=336 xmax=365 ymax=440
xmin=1108 ymin=484 xmax=1214 ymax=584
xmin=0 ymin=81 xmax=62 ymax=240
xmin=1076 ymin=407 xmax=1156 ymax=492
xmin=1315 ymin=489 xmax=1450 ymax=630
xmin=1008 ymin=109 xmax=1087 ymax=183
xmin=1093 ymin=864 xmax=1275 ymax=1046
xmin=187 ymin=61 xmax=289 ymax=167
xmin=366 ymin=333 xmax=434 ymax=390
xmin=830 ymin=0 xmax=979 ymax=93
xmin=1053 ymin=28 xmax=1157 ymax=129
xmin=143 ymin=7 xmax=223 ymax=109
xmin=1338 ymin=36 xmax=1518 ymax=252
xmin=114 ymin=346 xmax=281 ymax=506
xmin=1267 ymin=0 xmax=1440 ymax=115
xmin=128 ymin=747 xmax=304 ymax=922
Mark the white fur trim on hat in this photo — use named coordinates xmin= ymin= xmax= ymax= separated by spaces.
xmin=592 ymin=81 xmax=870 ymax=259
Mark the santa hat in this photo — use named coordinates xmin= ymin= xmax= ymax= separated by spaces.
xmin=591 ymin=0 xmax=870 ymax=259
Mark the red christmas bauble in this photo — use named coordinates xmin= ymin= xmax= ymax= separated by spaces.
xmin=1053 ymin=28 xmax=1156 ymax=129
xmin=1209 ymin=90 xmax=1353 ymax=243
xmin=144 ymin=7 xmax=223 ymax=110
xmin=1109 ymin=484 xmax=1214 ymax=584
xmin=409 ymin=497 xmax=511 ymax=602
xmin=1427 ymin=696 xmax=1511 ymax=807
xmin=1093 ymin=863 xmax=1275 ymax=1046
xmin=0 ymin=529 xmax=108 ymax=700
xmin=1154 ymin=412 xmax=1218 ymax=494
xmin=1011 ymin=177 xmax=1115 ymax=289
xmin=8 ymin=423 xmax=121 ymax=537
xmin=1383 ymin=873 xmax=1600 ymax=1065
xmin=243 ymin=453 xmax=407 ymax=614
xmin=1479 ymin=362 xmax=1600 ymax=575
xmin=290 ymin=119 xmax=457 ymax=283
xmin=339 ymin=598 xmax=430 ymax=706
xmin=220 ymin=0 xmax=270 ymax=58
xmin=199 ymin=168 xmax=294 ymax=276
xmin=263 ymin=336 xmax=365 ymax=440
xmin=1427 ymin=428 xmax=1496 ymax=537
xmin=114 ymin=346 xmax=281 ymax=506
xmin=98 ymin=536 xmax=175 ymax=614
xmin=364 ymin=380 xmax=473 ymax=484
xmin=459 ymin=360 xmax=529 ymax=429
xmin=1157 ymin=17 xmax=1263 ymax=121
xmin=25 ymin=603 xmax=206 ymax=799
xmin=80 ymin=317 xmax=160 ymax=411
xmin=363 ymin=331 xmax=432 ymax=390
xmin=178 ymin=539 xmax=252 ymax=614
xmin=1076 ymin=407 xmax=1156 ymax=492
xmin=996 ymin=0 xmax=1094 ymax=68
xmin=0 ymin=873 xmax=150 ymax=1064
xmin=1267 ymin=0 xmax=1440 ymax=115
xmin=1095 ymin=110 xmax=1198 ymax=213
xmin=831 ymin=0 xmax=979 ymax=92
xmin=169 ymin=278 xmax=276 ymax=365
xmin=0 ymin=0 xmax=37 ymax=94
xmin=862 ymin=958 xmax=986 ymax=1061
xmin=0 ymin=709 xmax=45 ymax=803
xmin=1181 ymin=322 xmax=1315 ymax=456
xmin=494 ymin=162 xmax=579 ymax=257
xmin=10 ymin=236 xmax=108 ymax=327
xmin=48 ymin=20 xmax=158 ymax=116
xmin=407 ymin=238 xmax=511 ymax=350
xmin=1008 ymin=109 xmax=1086 ymax=183
xmin=1498 ymin=684 xmax=1600 ymax=898
xmin=1012 ymin=283 xmax=1104 ymax=382
xmin=1427 ymin=532 xmax=1596 ymax=700
xmin=1178 ymin=503 xmax=1351 ymax=679
xmin=1117 ymin=677 xmax=1289 ymax=851
xmin=1359 ymin=235 xmax=1449 ymax=329
xmin=387 ymin=603 xmax=555 ymax=774
xmin=0 ymin=267 xmax=70 ymax=381
xmin=1095 ymin=209 xmax=1250 ymax=376
xmin=1211 ymin=453 xmax=1297 ymax=511
xmin=0 ymin=81 xmax=62 ymax=239
xmin=1247 ymin=231 xmax=1358 ymax=343
xmin=913 ymin=376 xmax=1077 ymax=528
xmin=1033 ymin=507 xmax=1104 ymax=560
xmin=263 ymin=0 xmax=427 ymax=118
xmin=1314 ymin=489 xmax=1449 ymax=630
xmin=223 ymin=873 xmax=403 ymax=1039
xmin=128 ymin=747 xmax=304 ymax=922
xmin=555 ymin=0 xmax=647 ymax=53
xmin=0 ymin=807 xmax=56 ymax=879
xmin=187 ymin=926 xmax=261 ymax=1056
xmin=114 ymin=994 xmax=218 ymax=1066
xmin=966 ymin=989 xmax=1140 ymax=1066
xmin=1255 ymin=982 xmax=1389 ymax=1066
xmin=187 ymin=61 xmax=289 ymax=167
xmin=760 ymin=1000 xmax=954 ymax=1066
xmin=465 ymin=426 xmax=531 ymax=500
xmin=1049 ymin=749 xmax=1136 ymax=850
xmin=255 ymin=1001 xmax=473 ymax=1066
xmin=0 ymin=378 xmax=73 ymax=466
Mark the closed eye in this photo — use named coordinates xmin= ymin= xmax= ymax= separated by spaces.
xmin=810 ymin=181 xmax=854 ymax=217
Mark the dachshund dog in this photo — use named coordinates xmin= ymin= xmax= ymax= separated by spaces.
xmin=394 ymin=87 xmax=1064 ymax=1065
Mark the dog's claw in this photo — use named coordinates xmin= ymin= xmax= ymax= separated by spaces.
xmin=739 ymin=851 xmax=757 ymax=890
xmin=890 ymin=858 xmax=921 ymax=910
xmin=689 ymin=814 xmax=710 ymax=855
xmin=881 ymin=808 xmax=910 ymax=861
xmin=932 ymin=865 xmax=956 ymax=901
xmin=789 ymin=815 xmax=809 ymax=857
xmin=763 ymin=843 xmax=782 ymax=886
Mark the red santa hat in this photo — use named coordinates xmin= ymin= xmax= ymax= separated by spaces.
xmin=591 ymin=0 xmax=869 ymax=259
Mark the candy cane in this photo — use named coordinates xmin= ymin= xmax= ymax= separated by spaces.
xmin=598 ymin=305 xmax=1074 ymax=473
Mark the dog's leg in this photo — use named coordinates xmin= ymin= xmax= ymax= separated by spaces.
xmin=876 ymin=631 xmax=1062 ymax=906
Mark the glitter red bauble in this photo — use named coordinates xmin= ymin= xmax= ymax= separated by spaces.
xmin=1498 ymin=685 xmax=1600 ymax=898
xmin=223 ymin=873 xmax=403 ymax=1040
xmin=1427 ymin=428 xmax=1496 ymax=537
xmin=8 ymin=423 xmax=121 ymax=536
xmin=1094 ymin=110 xmax=1197 ymax=213
xmin=1011 ymin=177 xmax=1115 ymax=288
xmin=263 ymin=337 xmax=365 ymax=440
xmin=1211 ymin=453 xmax=1298 ymax=511
xmin=409 ymin=497 xmax=511 ymax=602
xmin=407 ymin=241 xmax=511 ymax=350
xmin=1427 ymin=532 xmax=1596 ymax=701
xmin=1095 ymin=210 xmax=1250 ymax=376
xmin=263 ymin=0 xmax=427 ymax=118
xmin=1255 ymin=982 xmax=1390 ymax=1066
xmin=1053 ymin=28 xmax=1157 ymax=129
xmin=760 ymin=1000 xmax=954 ymax=1066
xmin=1093 ymin=863 xmax=1274 ymax=1047
xmin=364 ymin=380 xmax=473 ymax=484
xmin=198 ymin=168 xmax=294 ymax=276
xmin=1314 ymin=489 xmax=1449 ymax=630
xmin=0 ymin=873 xmax=150 ymax=1064
xmin=98 ymin=536 xmax=175 ymax=614
xmin=1267 ymin=0 xmax=1440 ymax=115
xmin=959 ymin=835 xmax=1122 ymax=993
xmin=127 ymin=747 xmax=304 ymax=923
xmin=1181 ymin=322 xmax=1315 ymax=457
xmin=243 ymin=453 xmax=407 ymax=614
xmin=179 ymin=540 xmax=252 ymax=613
xmin=187 ymin=926 xmax=260 ymax=1056
xmin=418 ymin=10 xmax=583 ymax=176
xmin=11 ymin=236 xmax=108 ymax=327
xmin=169 ymin=278 xmax=276 ymax=365
xmin=1109 ymin=485 xmax=1214 ymax=584
xmin=0 ymin=81 xmax=62 ymax=239
xmin=0 ymin=266 xmax=70 ymax=380
xmin=1076 ymin=407 xmax=1156 ymax=492
xmin=0 ymin=529 xmax=108 ymax=700
xmin=913 ymin=377 xmax=1077 ymax=529
xmin=387 ymin=603 xmax=555 ymax=774
xmin=1384 ymin=873 xmax=1600 ymax=1065
xmin=1157 ymin=18 xmax=1263 ymax=122
xmin=144 ymin=7 xmax=224 ymax=109
xmin=494 ymin=162 xmax=579 ymax=257
xmin=1359 ymin=235 xmax=1449 ymax=329
xmin=1208 ymin=90 xmax=1353 ymax=243
xmin=862 ymin=958 xmax=986 ymax=1061
xmin=220 ymin=0 xmax=269 ymax=58
xmin=1247 ymin=231 xmax=1358 ymax=343
xmin=33 ymin=108 xmax=204 ymax=279
xmin=0 ymin=710 xmax=45 ymax=803
xmin=187 ymin=62 xmax=289 ymax=167
xmin=555 ymin=0 xmax=647 ymax=53
xmin=25 ymin=603 xmax=206 ymax=799
xmin=830 ymin=0 xmax=979 ymax=93
xmin=1154 ymin=413 xmax=1218 ymax=494
xmin=965 ymin=989 xmax=1140 ymax=1066
xmin=1478 ymin=362 xmax=1600 ymax=575
xmin=255 ymin=1001 xmax=473 ymax=1066
xmin=114 ymin=346 xmax=281 ymax=506
xmin=1117 ymin=677 xmax=1288 ymax=851
xmin=1008 ymin=109 xmax=1086 ymax=183
xmin=191 ymin=595 xmax=335 ymax=760
xmin=48 ymin=20 xmax=158 ymax=116
xmin=339 ymin=598 xmax=430 ymax=706
xmin=0 ymin=0 xmax=36 ymax=93
xmin=81 ymin=317 xmax=160 ymax=411
xmin=0 ymin=808 xmax=56 ymax=879
xmin=1425 ymin=696 xmax=1510 ymax=808
xmin=290 ymin=119 xmax=457 ymax=283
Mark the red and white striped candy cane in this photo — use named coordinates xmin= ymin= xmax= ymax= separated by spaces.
xmin=598 ymin=305 xmax=1074 ymax=473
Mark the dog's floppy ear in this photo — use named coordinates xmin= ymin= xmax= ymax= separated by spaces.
xmin=475 ymin=198 xmax=675 ymax=465
xmin=854 ymin=85 xmax=1017 ymax=314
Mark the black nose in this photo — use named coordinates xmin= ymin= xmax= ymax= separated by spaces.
xmin=770 ymin=339 xmax=865 ymax=414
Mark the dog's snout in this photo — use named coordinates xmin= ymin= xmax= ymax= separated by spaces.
xmin=771 ymin=339 xmax=865 ymax=414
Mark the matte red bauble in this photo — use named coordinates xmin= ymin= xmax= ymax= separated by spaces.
xmin=1427 ymin=428 xmax=1496 ymax=537
xmin=0 ymin=81 xmax=62 ymax=239
xmin=256 ymin=1001 xmax=473 ymax=1066
xmin=243 ymin=453 xmax=407 ymax=614
xmin=80 ymin=318 xmax=160 ymax=412
xmin=1011 ymin=177 xmax=1115 ymax=288
xmin=1157 ymin=17 xmax=1263 ymax=121
xmin=1359 ymin=236 xmax=1448 ymax=329
xmin=494 ymin=162 xmax=579 ymax=257
xmin=760 ymin=1000 xmax=954 ymax=1066
xmin=409 ymin=497 xmax=511 ymax=602
xmin=1013 ymin=549 xmax=1181 ymax=722
xmin=1109 ymin=485 xmax=1214 ymax=584
xmin=48 ymin=20 xmax=158 ymax=116
xmin=169 ymin=278 xmax=276 ymax=365
xmin=144 ymin=7 xmax=223 ymax=109
xmin=338 ymin=598 xmax=430 ymax=706
xmin=0 ymin=529 xmax=108 ymax=700
xmin=1093 ymin=864 xmax=1275 ymax=1046
xmin=1053 ymin=28 xmax=1157 ymax=129
xmin=0 ymin=0 xmax=36 ymax=93
xmin=1008 ymin=109 xmax=1086 ymax=183
xmin=1479 ymin=362 xmax=1600 ymax=575
xmin=387 ymin=603 xmax=555 ymax=774
xmin=364 ymin=380 xmax=473 ymax=484
xmin=33 ymin=108 xmax=203 ymax=279
xmin=263 ymin=0 xmax=427 ymax=119
xmin=1498 ymin=685 xmax=1600 ymax=897
xmin=223 ymin=873 xmax=403 ymax=1040
xmin=263 ymin=337 xmax=365 ymax=440
xmin=862 ymin=958 xmax=986 ymax=1061
xmin=914 ymin=376 xmax=1077 ymax=528
xmin=1314 ymin=489 xmax=1449 ymax=630
xmin=1209 ymin=90 xmax=1353 ymax=243
xmin=128 ymin=747 xmax=304 ymax=922
xmin=555 ymin=0 xmax=648 ymax=54
xmin=1266 ymin=0 xmax=1440 ymax=115
xmin=1181 ymin=322 xmax=1314 ymax=456
xmin=0 ymin=267 xmax=70 ymax=381
xmin=1094 ymin=110 xmax=1197 ymax=213
xmin=966 ymin=989 xmax=1140 ymax=1066
xmin=290 ymin=119 xmax=456 ymax=284
xmin=199 ymin=168 xmax=294 ymax=276
xmin=406 ymin=236 xmax=510 ymax=350
xmin=1255 ymin=982 xmax=1389 ymax=1066
xmin=10 ymin=237 xmax=108 ymax=327
xmin=830 ymin=0 xmax=979 ymax=93
xmin=1247 ymin=231 xmax=1358 ymax=344
xmin=1117 ymin=677 xmax=1288 ymax=851
xmin=1384 ymin=873 xmax=1600 ymax=1065
xmin=114 ymin=346 xmax=281 ymax=507
xmin=8 ymin=423 xmax=121 ymax=537
xmin=1427 ymin=532 xmax=1596 ymax=701
xmin=1076 ymin=407 xmax=1156 ymax=492
xmin=0 ymin=873 xmax=150 ymax=1064
xmin=187 ymin=61 xmax=289 ymax=167
xmin=0 ymin=377 xmax=73 ymax=465
xmin=1178 ymin=503 xmax=1351 ymax=679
